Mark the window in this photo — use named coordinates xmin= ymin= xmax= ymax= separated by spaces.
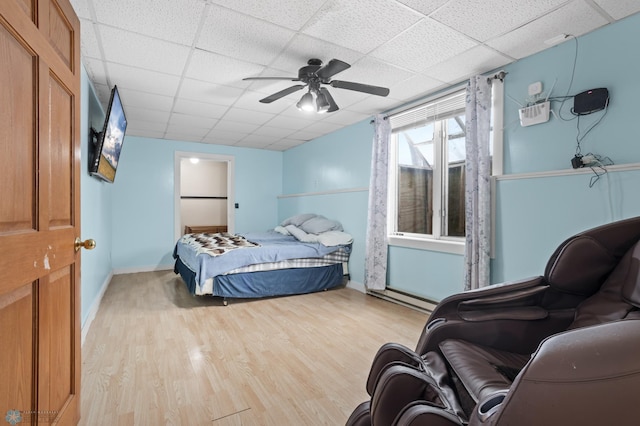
xmin=387 ymin=84 xmax=501 ymax=252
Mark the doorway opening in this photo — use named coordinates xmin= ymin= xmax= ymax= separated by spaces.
xmin=174 ymin=152 xmax=235 ymax=242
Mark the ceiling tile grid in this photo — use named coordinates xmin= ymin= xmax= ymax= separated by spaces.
xmin=69 ymin=0 xmax=639 ymax=151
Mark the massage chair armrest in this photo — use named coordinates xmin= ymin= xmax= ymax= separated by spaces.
xmin=415 ymin=277 xmax=563 ymax=354
xmin=478 ymin=319 xmax=640 ymax=426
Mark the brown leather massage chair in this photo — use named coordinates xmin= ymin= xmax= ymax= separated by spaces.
xmin=347 ymin=216 xmax=640 ymax=426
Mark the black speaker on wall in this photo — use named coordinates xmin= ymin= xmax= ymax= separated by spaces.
xmin=573 ymin=88 xmax=609 ymax=115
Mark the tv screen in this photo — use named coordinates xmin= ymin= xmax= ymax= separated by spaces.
xmin=90 ymin=85 xmax=127 ymax=183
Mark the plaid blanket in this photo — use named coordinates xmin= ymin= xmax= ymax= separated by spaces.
xmin=180 ymin=232 xmax=260 ymax=257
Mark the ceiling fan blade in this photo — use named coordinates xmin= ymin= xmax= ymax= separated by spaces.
xmin=319 ymin=88 xmax=339 ymax=112
xmin=243 ymin=76 xmax=300 ymax=81
xmin=259 ymin=84 xmax=306 ymax=103
xmin=330 ymin=80 xmax=390 ymax=97
xmin=316 ymin=59 xmax=351 ymax=80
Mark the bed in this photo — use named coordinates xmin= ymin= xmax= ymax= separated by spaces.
xmin=173 ymin=214 xmax=352 ymax=304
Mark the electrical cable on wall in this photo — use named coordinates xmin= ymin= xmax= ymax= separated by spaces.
xmin=556 ymin=35 xmax=579 ymax=122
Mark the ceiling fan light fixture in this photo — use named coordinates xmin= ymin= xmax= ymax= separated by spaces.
xmin=316 ymin=92 xmax=330 ymax=113
xmin=296 ymin=92 xmax=315 ymax=112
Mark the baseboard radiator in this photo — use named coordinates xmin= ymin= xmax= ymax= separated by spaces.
xmin=367 ymin=288 xmax=437 ymax=314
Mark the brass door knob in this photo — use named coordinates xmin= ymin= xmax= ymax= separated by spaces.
xmin=75 ymin=237 xmax=96 ymax=252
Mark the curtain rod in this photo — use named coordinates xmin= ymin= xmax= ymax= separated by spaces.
xmin=487 ymin=71 xmax=508 ymax=84
xmin=370 ymin=70 xmax=508 ymax=124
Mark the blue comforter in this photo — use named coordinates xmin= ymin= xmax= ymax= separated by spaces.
xmin=174 ymin=230 xmax=343 ymax=286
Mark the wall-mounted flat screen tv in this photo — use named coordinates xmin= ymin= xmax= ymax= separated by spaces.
xmin=90 ymin=85 xmax=127 ymax=183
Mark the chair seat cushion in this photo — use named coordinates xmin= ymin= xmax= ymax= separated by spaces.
xmin=439 ymin=339 xmax=530 ymax=402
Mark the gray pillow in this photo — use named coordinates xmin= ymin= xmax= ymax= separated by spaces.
xmin=281 ymin=213 xmax=317 ymax=227
xmin=300 ymin=216 xmax=343 ymax=234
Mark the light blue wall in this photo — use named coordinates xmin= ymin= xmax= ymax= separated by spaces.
xmin=503 ymin=14 xmax=640 ymax=174
xmin=492 ymin=12 xmax=640 ymax=283
xmin=281 ymin=120 xmax=373 ymax=285
xmin=80 ymin=66 xmax=113 ymax=326
xmin=280 ymin=13 xmax=640 ymax=302
xmin=110 ymin=137 xmax=282 ymax=270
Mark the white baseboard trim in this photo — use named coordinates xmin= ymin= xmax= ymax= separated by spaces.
xmin=112 ymin=264 xmax=174 ymax=275
xmin=81 ymin=271 xmax=112 ymax=347
xmin=346 ymin=280 xmax=366 ymax=293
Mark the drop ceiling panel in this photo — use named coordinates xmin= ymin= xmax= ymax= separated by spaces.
xmin=321 ymin=109 xmax=370 ymax=126
xmin=346 ymin=95 xmax=404 ymax=114
xmin=371 ymin=18 xmax=478 ymax=72
xmin=164 ymin=132 xmax=205 ymax=143
xmin=487 ymin=1 xmax=609 ymax=60
xmin=83 ymin=58 xmax=108 ymax=85
xmin=395 ymin=0 xmax=451 ymax=15
xmin=431 ymin=0 xmax=570 ymax=42
xmin=424 ymin=45 xmax=513 ymax=84
xmin=98 ymin=26 xmax=191 ymax=76
xmin=213 ymin=119 xmax=260 ymax=133
xmin=166 ymin=121 xmax=214 ymax=136
xmin=223 ymin=107 xmax=276 ymax=126
xmin=90 ymin=0 xmax=206 ymax=45
xmin=173 ymin=99 xmax=229 ymax=119
xmin=302 ymin=0 xmax=423 ymax=53
xmin=208 ymin=0 xmax=327 ymax=31
xmin=119 ymin=89 xmax=175 ymax=112
xmin=251 ymin=126 xmax=296 ymax=138
xmin=168 ymin=112 xmax=218 ymax=129
xmin=127 ymin=129 xmax=165 ymax=139
xmin=178 ymin=79 xmax=244 ymax=106
xmin=78 ymin=19 xmax=100 ymax=60
xmin=265 ymin=113 xmax=318 ymax=130
xmin=107 ymin=63 xmax=181 ymax=97
xmin=123 ymin=105 xmax=171 ymax=124
xmin=185 ymin=49 xmax=264 ymax=87
xmin=197 ymin=6 xmax=295 ymax=65
xmin=388 ymin=74 xmax=446 ymax=101
xmin=303 ymin=120 xmax=345 ymax=135
xmin=269 ymin=139 xmax=306 ymax=150
xmin=287 ymin=129 xmax=324 ymax=141
xmin=202 ymin=129 xmax=248 ymax=144
xmin=593 ymin=0 xmax=640 ymax=20
xmin=72 ymin=0 xmax=636 ymax=151
xmin=69 ymin=0 xmax=91 ymax=19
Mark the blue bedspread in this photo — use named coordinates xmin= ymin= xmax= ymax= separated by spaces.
xmin=174 ymin=230 xmax=344 ymax=287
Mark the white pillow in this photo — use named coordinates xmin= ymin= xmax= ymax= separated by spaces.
xmin=273 ymin=225 xmax=290 ymax=235
xmin=284 ymin=225 xmax=319 ymax=243
xmin=317 ymin=231 xmax=353 ymax=246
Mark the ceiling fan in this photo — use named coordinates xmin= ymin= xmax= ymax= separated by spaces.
xmin=243 ymin=58 xmax=390 ymax=113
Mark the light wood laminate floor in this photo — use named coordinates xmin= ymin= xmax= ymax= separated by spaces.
xmin=80 ymin=271 xmax=429 ymax=425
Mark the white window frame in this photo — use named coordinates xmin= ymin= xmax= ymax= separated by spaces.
xmin=387 ymin=78 xmax=504 ymax=255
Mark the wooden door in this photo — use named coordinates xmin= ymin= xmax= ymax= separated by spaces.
xmin=0 ymin=0 xmax=81 ymax=424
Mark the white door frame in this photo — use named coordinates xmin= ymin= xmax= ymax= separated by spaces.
xmin=174 ymin=151 xmax=235 ymax=242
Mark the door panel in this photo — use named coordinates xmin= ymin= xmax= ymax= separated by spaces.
xmin=0 ymin=0 xmax=80 ymax=424
xmin=0 ymin=22 xmax=36 ymax=234
xmin=39 ymin=266 xmax=74 ymax=415
xmin=48 ymin=73 xmax=73 ymax=229
xmin=0 ymin=285 xmax=34 ymax=418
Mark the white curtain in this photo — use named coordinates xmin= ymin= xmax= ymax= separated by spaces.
xmin=464 ymin=76 xmax=492 ymax=291
xmin=364 ymin=114 xmax=391 ymax=291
